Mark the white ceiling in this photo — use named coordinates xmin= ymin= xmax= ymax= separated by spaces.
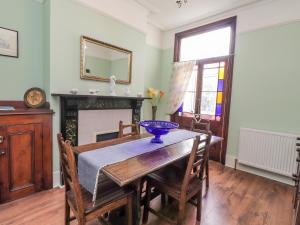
xmin=134 ymin=0 xmax=264 ymax=30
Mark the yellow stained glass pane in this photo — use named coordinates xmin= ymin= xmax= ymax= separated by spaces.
xmin=217 ymin=92 xmax=223 ymax=104
xmin=219 ymin=67 xmax=225 ymax=79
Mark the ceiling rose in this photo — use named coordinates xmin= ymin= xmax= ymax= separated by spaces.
xmin=176 ymin=0 xmax=188 ymax=8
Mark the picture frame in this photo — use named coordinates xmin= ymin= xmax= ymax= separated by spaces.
xmin=0 ymin=27 xmax=18 ymax=58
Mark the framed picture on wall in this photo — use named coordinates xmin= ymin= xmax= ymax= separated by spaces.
xmin=0 ymin=27 xmax=18 ymax=58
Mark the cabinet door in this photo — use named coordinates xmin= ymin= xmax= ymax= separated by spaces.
xmin=0 ymin=125 xmax=7 ymax=202
xmin=0 ymin=123 xmax=43 ymax=202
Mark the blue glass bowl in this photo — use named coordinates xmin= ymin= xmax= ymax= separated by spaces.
xmin=139 ymin=120 xmax=179 ymax=143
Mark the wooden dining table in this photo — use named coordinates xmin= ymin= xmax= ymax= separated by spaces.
xmin=73 ymin=130 xmax=223 ymax=225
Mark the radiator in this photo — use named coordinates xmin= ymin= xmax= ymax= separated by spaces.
xmin=238 ymin=128 xmax=298 ymax=177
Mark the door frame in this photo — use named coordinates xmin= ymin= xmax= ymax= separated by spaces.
xmin=172 ymin=16 xmax=237 ymax=164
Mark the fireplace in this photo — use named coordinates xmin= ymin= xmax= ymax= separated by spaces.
xmin=52 ymin=93 xmax=149 ymax=146
xmin=78 ymin=109 xmax=132 ymax=145
xmin=96 ymin=132 xmax=119 ymax=142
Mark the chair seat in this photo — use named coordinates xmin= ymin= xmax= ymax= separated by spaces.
xmin=148 ymin=166 xmax=202 ymax=200
xmin=67 ymin=179 xmax=133 ymax=214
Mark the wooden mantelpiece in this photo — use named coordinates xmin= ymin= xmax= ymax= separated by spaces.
xmin=0 ymin=101 xmax=53 ymax=203
xmin=52 ymin=93 xmax=150 ymax=146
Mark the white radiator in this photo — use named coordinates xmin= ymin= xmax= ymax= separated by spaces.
xmin=238 ymin=128 xmax=298 ymax=177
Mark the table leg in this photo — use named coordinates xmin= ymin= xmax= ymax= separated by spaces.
xmin=131 ymin=178 xmax=141 ymax=225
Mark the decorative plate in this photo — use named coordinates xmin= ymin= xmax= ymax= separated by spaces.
xmin=24 ymin=87 xmax=46 ymax=108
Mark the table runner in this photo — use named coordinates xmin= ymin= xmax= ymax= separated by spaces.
xmin=78 ymin=129 xmax=200 ymax=201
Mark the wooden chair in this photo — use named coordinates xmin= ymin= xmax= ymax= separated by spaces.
xmin=143 ymin=133 xmax=212 ymax=225
xmin=191 ymin=117 xmax=211 ymax=192
xmin=57 ymin=134 xmax=133 ymax=225
xmin=118 ymin=121 xmax=146 ymax=200
xmin=119 ymin=120 xmax=140 ymax=138
xmin=190 ymin=117 xmax=211 ymax=133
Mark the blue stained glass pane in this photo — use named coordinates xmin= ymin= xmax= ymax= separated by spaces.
xmin=217 ymin=80 xmax=224 ymax=92
xmin=216 ymin=104 xmax=222 ymax=116
xmin=177 ymin=104 xmax=183 ymax=113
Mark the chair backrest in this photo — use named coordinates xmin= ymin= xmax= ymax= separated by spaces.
xmin=181 ymin=132 xmax=212 ymax=195
xmin=118 ymin=120 xmax=140 ymax=138
xmin=191 ymin=117 xmax=211 ymax=133
xmin=57 ymin=134 xmax=85 ymax=215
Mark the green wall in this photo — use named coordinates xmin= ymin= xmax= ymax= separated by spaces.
xmin=111 ymin=58 xmax=129 ymax=81
xmin=143 ymin=45 xmax=163 ymax=120
xmin=85 ymin=57 xmax=130 ymax=80
xmin=85 ymin=56 xmax=111 ymax=76
xmin=0 ymin=0 xmax=162 ymax=174
xmin=3 ymin=0 xmax=299 ymax=173
xmin=48 ymin=0 xmax=161 ymax=171
xmin=158 ymin=48 xmax=174 ymax=120
xmin=44 ymin=0 xmax=50 ymax=98
xmin=227 ymin=21 xmax=300 ymax=156
xmin=49 ymin=0 xmax=146 ymax=96
xmin=159 ymin=21 xmax=300 ymax=158
xmin=0 ymin=0 xmax=44 ymax=99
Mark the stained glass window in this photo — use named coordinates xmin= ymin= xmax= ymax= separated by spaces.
xmin=182 ymin=66 xmax=198 ymax=113
xmin=176 ymin=17 xmax=236 ymax=125
xmin=181 ymin=62 xmax=225 ymax=119
xmin=200 ymin=62 xmax=225 ymax=119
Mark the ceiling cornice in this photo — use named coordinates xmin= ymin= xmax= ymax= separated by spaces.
xmin=134 ymin=0 xmax=161 ymax=14
xmin=134 ymin=0 xmax=270 ymax=31
xmin=164 ymin=0 xmax=272 ymax=31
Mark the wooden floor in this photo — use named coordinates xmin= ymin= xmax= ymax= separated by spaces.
xmin=0 ymin=162 xmax=294 ymax=225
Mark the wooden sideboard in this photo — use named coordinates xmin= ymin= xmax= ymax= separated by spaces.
xmin=0 ymin=101 xmax=53 ymax=203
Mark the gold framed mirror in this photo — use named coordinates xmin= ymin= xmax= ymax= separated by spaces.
xmin=80 ymin=36 xmax=132 ymax=84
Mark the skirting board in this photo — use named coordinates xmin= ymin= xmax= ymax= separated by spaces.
xmin=53 ymin=170 xmax=62 ymax=188
xmin=225 ymin=154 xmax=294 ymax=186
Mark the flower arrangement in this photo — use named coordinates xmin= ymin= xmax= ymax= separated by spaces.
xmin=147 ymin=88 xmax=164 ymax=106
xmin=147 ymin=88 xmax=165 ymax=120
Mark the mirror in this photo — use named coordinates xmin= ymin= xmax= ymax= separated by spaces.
xmin=80 ymin=36 xmax=132 ymax=84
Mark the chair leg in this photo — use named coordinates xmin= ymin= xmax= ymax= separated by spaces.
xmin=161 ymin=193 xmax=166 ymax=207
xmin=142 ymin=181 xmax=152 ymax=224
xmin=127 ymin=196 xmax=133 ymax=225
xmin=65 ymin=198 xmax=70 ymax=225
xmin=140 ymin=178 xmax=146 ymax=196
xmin=205 ymin=160 xmax=209 ymax=190
xmin=196 ymin=190 xmax=202 ymax=222
xmin=168 ymin=196 xmax=174 ymax=204
xmin=177 ymin=202 xmax=185 ymax=225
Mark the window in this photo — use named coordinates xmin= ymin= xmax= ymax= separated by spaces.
xmin=182 ymin=66 xmax=197 ymax=113
xmin=180 ymin=27 xmax=232 ymax=61
xmin=200 ymin=62 xmax=225 ymax=118
xmin=175 ymin=17 xmax=236 ymax=121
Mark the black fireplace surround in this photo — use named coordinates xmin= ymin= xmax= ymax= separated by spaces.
xmin=52 ymin=93 xmax=149 ymax=146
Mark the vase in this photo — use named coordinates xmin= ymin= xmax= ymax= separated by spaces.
xmin=152 ymin=106 xmax=157 ymax=120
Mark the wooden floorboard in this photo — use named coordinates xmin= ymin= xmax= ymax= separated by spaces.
xmin=0 ymin=161 xmax=294 ymax=225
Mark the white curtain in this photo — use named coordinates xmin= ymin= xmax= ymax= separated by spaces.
xmin=167 ymin=61 xmax=196 ymax=115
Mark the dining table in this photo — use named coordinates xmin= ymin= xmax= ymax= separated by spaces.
xmin=73 ymin=130 xmax=223 ymax=225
